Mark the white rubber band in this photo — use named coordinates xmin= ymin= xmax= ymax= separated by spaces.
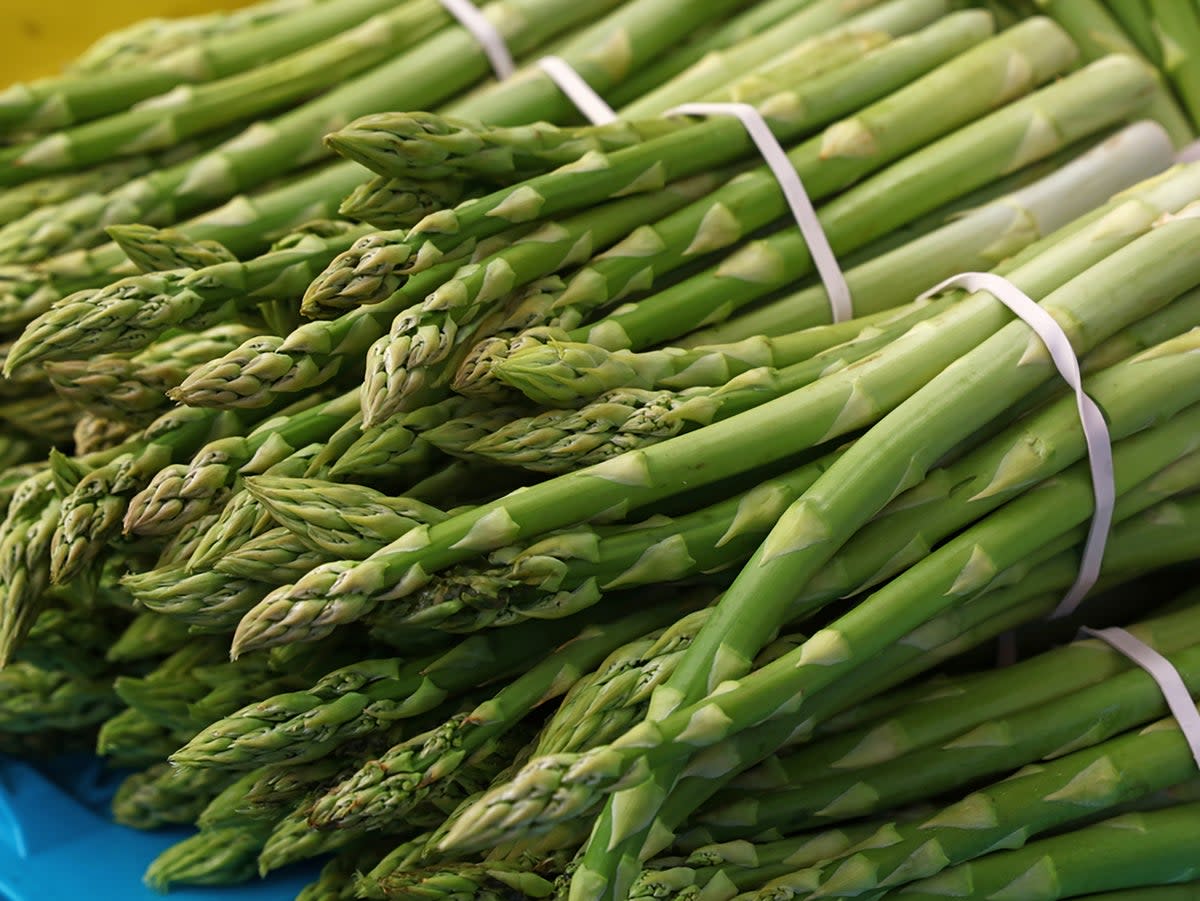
xmin=667 ymin=102 xmax=854 ymax=323
xmin=438 ymin=0 xmax=516 ymax=80
xmin=918 ymin=272 xmax=1115 ymax=619
xmin=1082 ymin=627 xmax=1200 ymax=769
xmin=1178 ymin=139 xmax=1200 ymax=164
xmin=537 ymin=56 xmax=618 ymax=125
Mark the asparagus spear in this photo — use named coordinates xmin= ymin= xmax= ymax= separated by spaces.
xmin=1147 ymin=0 xmax=1200 ymax=128
xmin=339 ymin=176 xmax=482 ymax=230
xmin=6 ymin=221 xmax=371 ymax=366
xmin=144 ymin=823 xmax=273 ymax=890
xmin=106 ymin=225 xmax=238 ymax=274
xmin=246 ymin=476 xmax=451 ymax=558
xmin=0 ymin=1 xmax=454 ymax=182
xmin=72 ymin=416 xmax=138 ymax=455
xmin=621 ymin=0 xmax=949 ymax=118
xmin=124 ymin=566 xmax=270 ymax=633
xmin=112 ymin=762 xmax=233 ymax=831
xmin=228 ymin=163 xmax=1200 ymax=655
xmin=309 ymin=597 xmax=701 ymax=831
xmin=122 ymin=390 xmax=360 ymax=537
xmin=327 ymin=112 xmax=690 ymax=183
xmin=0 ymin=662 xmax=120 ymax=734
xmin=754 ymin=715 xmax=1200 ymax=898
xmin=177 ymin=608 xmax=634 ymax=767
xmin=895 ymin=803 xmax=1200 ymax=900
xmin=44 ymin=324 xmax=260 ymax=424
xmin=0 ymin=0 xmax=405 ymax=132
xmin=214 ymin=526 xmax=332 ymax=585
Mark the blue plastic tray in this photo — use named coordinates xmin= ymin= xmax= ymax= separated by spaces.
xmin=0 ymin=755 xmax=317 ymax=899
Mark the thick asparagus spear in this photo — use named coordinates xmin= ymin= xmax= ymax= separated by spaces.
xmin=895 ymin=803 xmax=1200 ymax=900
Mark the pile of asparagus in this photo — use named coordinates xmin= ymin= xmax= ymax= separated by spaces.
xmin=0 ymin=0 xmax=1199 ymax=898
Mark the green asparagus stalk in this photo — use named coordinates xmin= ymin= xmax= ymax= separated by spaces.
xmin=339 ymin=176 xmax=482 ymax=231
xmin=5 ymin=221 xmax=371 ymax=366
xmin=72 ymin=416 xmax=138 ymax=455
xmin=327 ymin=112 xmax=690 ymax=183
xmin=144 ymin=823 xmax=273 ymax=890
xmin=895 ymin=803 xmax=1200 ymax=900
xmin=214 ymin=526 xmax=332 ymax=585
xmin=1147 ymin=0 xmax=1200 ymax=128
xmin=107 ymin=224 xmax=238 ymax=274
xmin=44 ymin=324 xmax=260 ymax=424
xmin=1034 ymin=0 xmax=1193 ymax=146
xmin=0 ymin=1 xmax=454 ymax=182
xmin=621 ymin=0 xmax=949 ymax=118
xmin=0 ymin=662 xmax=120 ymax=734
xmin=124 ymin=566 xmax=270 ymax=633
xmin=122 ymin=390 xmax=360 ymax=537
xmin=112 ymin=762 xmax=234 ymax=831
xmin=106 ymin=610 xmax=192 ymax=662
xmin=0 ymin=395 xmax=79 ymax=445
xmin=246 ymin=475 xmax=451 ymax=558
xmin=178 ymin=608 xmax=639 ymax=768
xmin=0 ymin=0 xmax=405 ymax=132
xmin=308 ymin=597 xmax=701 ymax=832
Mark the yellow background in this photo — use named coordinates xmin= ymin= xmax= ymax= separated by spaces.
xmin=0 ymin=0 xmax=256 ymax=83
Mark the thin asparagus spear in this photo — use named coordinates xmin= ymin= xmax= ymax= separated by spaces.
xmin=0 ymin=0 xmax=404 ymax=132
xmin=1147 ymin=0 xmax=1200 ymax=128
xmin=5 ymin=221 xmax=371 ymax=365
xmin=621 ymin=0 xmax=948 ymax=118
xmin=72 ymin=416 xmax=138 ymax=455
xmin=339 ymin=176 xmax=481 ymax=231
xmin=122 ymin=390 xmax=360 ymax=537
xmin=214 ymin=526 xmax=332 ymax=585
xmin=112 ymin=763 xmax=233 ymax=831
xmin=327 ymin=112 xmax=690 ymax=183
xmin=177 ymin=608 xmax=638 ymax=768
xmin=0 ymin=662 xmax=120 ymax=734
xmin=144 ymin=823 xmax=273 ymax=890
xmin=309 ymin=597 xmax=701 ymax=831
xmin=245 ymin=476 xmax=450 ymax=558
xmin=44 ymin=324 xmax=260 ymax=424
xmin=0 ymin=1 xmax=453 ymax=181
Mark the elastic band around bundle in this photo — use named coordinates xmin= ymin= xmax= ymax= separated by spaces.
xmin=667 ymin=102 xmax=854 ymax=323
xmin=537 ymin=56 xmax=618 ymax=125
xmin=1178 ymin=139 xmax=1200 ymax=164
xmin=1082 ymin=627 xmax=1200 ymax=768
xmin=918 ymin=272 xmax=1115 ymax=619
xmin=438 ymin=0 xmax=516 ymax=80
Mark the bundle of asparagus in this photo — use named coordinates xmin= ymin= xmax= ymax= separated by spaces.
xmin=0 ymin=1 xmax=1198 ymax=899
